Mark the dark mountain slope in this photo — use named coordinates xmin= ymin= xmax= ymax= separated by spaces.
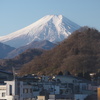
xmin=19 ymin=27 xmax=100 ymax=75
xmin=0 ymin=42 xmax=15 ymax=58
xmin=6 ymin=40 xmax=56 ymax=58
xmin=0 ymin=49 xmax=44 ymax=71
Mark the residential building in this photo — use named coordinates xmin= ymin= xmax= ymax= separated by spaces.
xmin=0 ymin=73 xmax=98 ymax=100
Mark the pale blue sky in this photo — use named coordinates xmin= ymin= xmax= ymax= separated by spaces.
xmin=0 ymin=0 xmax=100 ymax=36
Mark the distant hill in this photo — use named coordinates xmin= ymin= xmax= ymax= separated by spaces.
xmin=19 ymin=27 xmax=100 ymax=75
xmin=0 ymin=42 xmax=15 ymax=59
xmin=6 ymin=40 xmax=56 ymax=58
xmin=0 ymin=48 xmax=44 ymax=71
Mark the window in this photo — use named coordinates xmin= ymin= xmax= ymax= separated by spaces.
xmin=82 ymin=85 xmax=87 ymax=90
xmin=9 ymin=85 xmax=12 ymax=95
xmin=33 ymin=86 xmax=39 ymax=91
xmin=23 ymin=88 xmax=28 ymax=93
xmin=30 ymin=89 xmax=32 ymax=93
xmin=2 ymin=92 xmax=5 ymax=97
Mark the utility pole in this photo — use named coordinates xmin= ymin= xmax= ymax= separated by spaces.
xmin=12 ymin=67 xmax=16 ymax=80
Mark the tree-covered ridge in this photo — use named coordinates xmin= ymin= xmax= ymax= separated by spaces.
xmin=20 ymin=27 xmax=100 ymax=75
xmin=0 ymin=49 xmax=44 ymax=71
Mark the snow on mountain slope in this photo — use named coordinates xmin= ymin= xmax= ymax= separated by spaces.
xmin=0 ymin=15 xmax=80 ymax=48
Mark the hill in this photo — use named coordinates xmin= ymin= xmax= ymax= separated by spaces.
xmin=0 ymin=49 xmax=44 ymax=71
xmin=0 ymin=42 xmax=15 ymax=59
xmin=19 ymin=27 xmax=100 ymax=75
xmin=6 ymin=40 xmax=56 ymax=59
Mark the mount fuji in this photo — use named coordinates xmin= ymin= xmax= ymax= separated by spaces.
xmin=0 ymin=15 xmax=80 ymax=48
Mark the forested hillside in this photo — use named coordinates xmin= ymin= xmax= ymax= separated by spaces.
xmin=0 ymin=49 xmax=44 ymax=71
xmin=20 ymin=27 xmax=100 ymax=75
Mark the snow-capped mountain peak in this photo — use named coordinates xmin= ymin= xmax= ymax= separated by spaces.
xmin=0 ymin=15 xmax=80 ymax=48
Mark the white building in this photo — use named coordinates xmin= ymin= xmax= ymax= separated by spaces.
xmin=0 ymin=80 xmax=36 ymax=100
xmin=0 ymin=80 xmax=19 ymax=100
xmin=0 ymin=79 xmax=59 ymax=100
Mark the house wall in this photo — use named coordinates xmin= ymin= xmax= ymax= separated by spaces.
xmin=17 ymin=81 xmax=35 ymax=100
xmin=5 ymin=80 xmax=16 ymax=96
xmin=43 ymin=84 xmax=60 ymax=94
xmin=23 ymin=85 xmax=33 ymax=99
xmin=37 ymin=96 xmax=45 ymax=100
xmin=88 ymin=84 xmax=97 ymax=91
xmin=79 ymin=83 xmax=88 ymax=93
xmin=0 ymin=90 xmax=6 ymax=100
xmin=98 ymin=87 xmax=100 ymax=100
xmin=19 ymin=81 xmax=23 ymax=100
